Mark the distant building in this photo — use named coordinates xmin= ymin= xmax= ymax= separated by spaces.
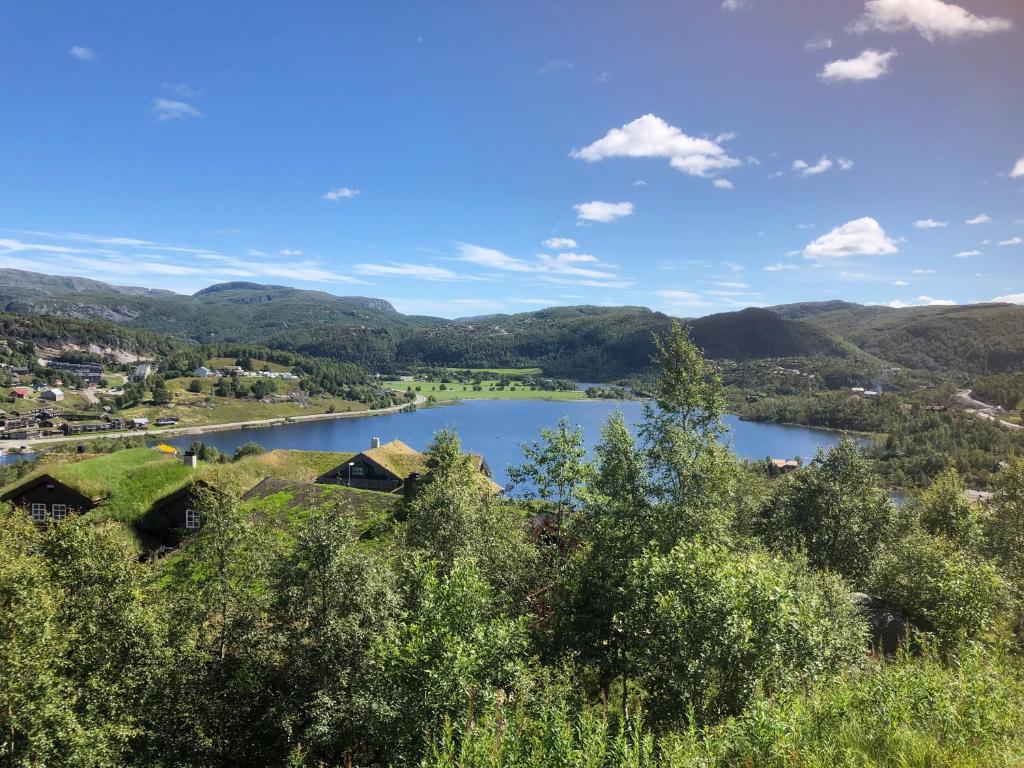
xmin=0 ymin=474 xmax=97 ymax=523
xmin=132 ymin=418 xmax=150 ymax=428
xmin=194 ymin=366 xmax=215 ymax=378
xmin=155 ymin=417 xmax=179 ymax=426
xmin=132 ymin=363 xmax=153 ymax=381
xmin=11 ymin=387 xmax=30 ymax=398
xmin=40 ymin=388 xmax=65 ymax=402
xmin=42 ymin=360 xmax=103 ymax=384
xmin=770 ymin=458 xmax=801 ymax=474
xmin=316 ymin=437 xmax=500 ymax=494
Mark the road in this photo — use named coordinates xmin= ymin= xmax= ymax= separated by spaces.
xmin=0 ymin=394 xmax=428 ymax=450
xmin=955 ymin=389 xmax=1022 ymax=431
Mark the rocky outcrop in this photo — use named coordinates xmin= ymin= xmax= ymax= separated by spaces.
xmin=850 ymin=592 xmax=913 ymax=655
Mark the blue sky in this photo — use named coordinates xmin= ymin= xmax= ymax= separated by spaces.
xmin=1 ymin=0 xmax=1022 ymax=317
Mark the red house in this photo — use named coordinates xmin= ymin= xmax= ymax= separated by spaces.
xmin=12 ymin=387 xmax=30 ymax=398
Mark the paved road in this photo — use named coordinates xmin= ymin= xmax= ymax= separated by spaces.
xmin=0 ymin=395 xmax=427 ymax=450
xmin=955 ymin=389 xmax=1022 ymax=431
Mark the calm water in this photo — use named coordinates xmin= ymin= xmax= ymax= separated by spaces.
xmin=163 ymin=399 xmax=852 ymax=486
xmin=0 ymin=451 xmax=36 ymax=467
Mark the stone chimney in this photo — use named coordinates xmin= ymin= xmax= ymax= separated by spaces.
xmin=370 ymin=436 xmax=381 ymax=449
xmin=184 ymin=451 xmax=198 ymax=469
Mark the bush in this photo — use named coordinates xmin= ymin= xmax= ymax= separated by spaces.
xmin=623 ymin=539 xmax=866 ymax=726
xmin=232 ymin=442 xmax=266 ymax=462
xmin=870 ymin=531 xmax=1006 ymax=648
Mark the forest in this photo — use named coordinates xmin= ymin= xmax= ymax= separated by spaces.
xmin=3 ymin=322 xmax=1024 ymax=767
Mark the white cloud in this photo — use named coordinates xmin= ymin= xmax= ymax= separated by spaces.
xmin=893 ymin=280 xmax=909 ymax=286
xmin=70 ymin=46 xmax=94 ymax=61
xmin=954 ymin=250 xmax=981 ymax=258
xmin=914 ymin=218 xmax=948 ymax=229
xmin=354 ymin=262 xmax=465 ymax=281
xmin=457 ymin=243 xmax=533 ymax=272
xmin=152 ymin=98 xmax=201 ymax=121
xmin=917 ymin=295 xmax=956 ymax=306
xmin=837 ymin=157 xmax=855 ymax=170
xmin=721 ymin=262 xmax=745 ymax=273
xmin=163 ymin=82 xmax=201 ymax=98
xmin=1011 ymin=157 xmax=1024 ymax=178
xmin=713 ymin=179 xmax=734 ymax=189
xmin=764 ymin=262 xmax=798 ymax=272
xmin=632 ymin=179 xmax=647 ymax=187
xmin=539 ymin=61 xmax=574 ymax=75
xmin=819 ymin=49 xmax=897 ymax=82
xmin=999 ymin=237 xmax=1023 ymax=246
xmin=803 ymin=217 xmax=899 ymax=259
xmin=322 ymin=187 xmax=360 ymax=201
xmin=912 ymin=268 xmax=936 ymax=274
xmin=542 ymin=237 xmax=578 ymax=249
xmin=854 ymin=0 xmax=1013 ymax=41
xmin=991 ymin=292 xmax=1024 ymax=304
xmin=966 ymin=213 xmax=991 ymax=225
xmin=715 ymin=280 xmax=749 ymax=288
xmin=793 ymin=156 xmax=833 ymax=176
xmin=839 ymin=271 xmax=867 ymax=279
xmin=574 ymin=200 xmax=634 ymax=223
xmin=805 ymin=35 xmax=834 ymax=51
xmin=538 ymin=275 xmax=635 ymax=289
xmin=278 ymin=248 xmax=303 ymax=257
xmin=722 ymin=0 xmax=748 ymax=10
xmin=571 ymin=114 xmax=741 ymax=178
xmin=654 ymin=289 xmax=716 ymax=309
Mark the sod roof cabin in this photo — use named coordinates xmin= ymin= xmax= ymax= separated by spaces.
xmin=315 ymin=438 xmax=501 ymax=494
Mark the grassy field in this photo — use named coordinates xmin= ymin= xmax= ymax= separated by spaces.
xmin=119 ymin=376 xmax=370 ymax=429
xmin=441 ymin=366 xmax=544 ymax=376
xmin=385 ymin=379 xmax=585 ymax=402
xmin=206 ymin=357 xmax=292 ymax=373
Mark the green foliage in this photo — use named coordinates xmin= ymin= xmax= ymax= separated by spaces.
xmin=232 ymin=441 xmax=266 ymax=461
xmin=623 ymin=539 xmax=865 ymax=726
xmin=756 ymin=439 xmax=901 ymax=583
xmin=915 ymin=466 xmax=982 ymax=545
xmin=870 ymin=531 xmax=1005 ymax=648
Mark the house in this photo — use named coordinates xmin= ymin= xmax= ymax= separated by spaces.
xmin=146 ymin=481 xmax=213 ymax=537
xmin=194 ymin=366 xmax=215 ymax=378
xmin=132 ymin=418 xmax=150 ymax=428
xmin=12 ymin=387 xmax=30 ymax=398
xmin=155 ymin=416 xmax=179 ymax=426
xmin=0 ymin=473 xmax=97 ymax=523
xmin=769 ymin=458 xmax=801 ymax=474
xmin=40 ymin=388 xmax=64 ymax=402
xmin=132 ymin=363 xmax=153 ymax=381
xmin=315 ymin=437 xmax=501 ymax=494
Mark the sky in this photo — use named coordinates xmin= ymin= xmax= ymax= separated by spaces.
xmin=1 ymin=0 xmax=1022 ymax=318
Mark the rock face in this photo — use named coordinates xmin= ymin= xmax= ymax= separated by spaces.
xmin=850 ymin=592 xmax=911 ymax=655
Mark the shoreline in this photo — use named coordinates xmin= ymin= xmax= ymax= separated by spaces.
xmin=0 ymin=395 xmax=427 ymax=450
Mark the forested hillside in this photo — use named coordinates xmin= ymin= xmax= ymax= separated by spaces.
xmin=4 ymin=268 xmax=1024 ymax=377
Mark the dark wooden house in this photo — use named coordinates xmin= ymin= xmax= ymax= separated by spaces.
xmin=145 ymin=481 xmax=213 ymax=539
xmin=315 ymin=438 xmax=500 ymax=494
xmin=0 ymin=473 xmax=96 ymax=523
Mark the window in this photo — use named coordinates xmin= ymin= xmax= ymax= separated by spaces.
xmin=351 ymin=465 xmax=365 ymax=477
xmin=30 ymin=503 xmax=46 ymax=523
xmin=50 ymin=504 xmax=68 ymax=521
xmin=185 ymin=508 xmax=200 ymax=530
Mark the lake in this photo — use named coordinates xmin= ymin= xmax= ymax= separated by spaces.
xmin=163 ymin=399 xmax=854 ymax=486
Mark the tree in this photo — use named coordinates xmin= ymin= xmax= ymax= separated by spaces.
xmin=151 ymin=376 xmax=171 ymax=405
xmin=915 ymin=467 xmax=981 ymax=546
xmin=623 ymin=539 xmax=865 ymax=727
xmin=232 ymin=441 xmax=266 ymax=461
xmin=985 ymin=458 xmax=1024 ymax=628
xmin=757 ymin=438 xmax=901 ymax=584
xmin=373 ymin=558 xmax=529 ymax=764
xmin=269 ymin=507 xmax=400 ymax=762
xmin=640 ymin=322 xmax=736 ymax=543
xmin=507 ymin=417 xmax=592 ymax=542
xmin=870 ymin=531 xmax=1005 ymax=649
xmin=188 ymin=379 xmax=203 ymax=394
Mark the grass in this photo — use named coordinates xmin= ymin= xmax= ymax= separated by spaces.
xmin=117 ymin=377 xmax=370 ymax=429
xmin=206 ymin=357 xmax=292 ymax=373
xmin=385 ymin=379 xmax=585 ymax=402
xmin=441 ymin=366 xmax=544 ymax=376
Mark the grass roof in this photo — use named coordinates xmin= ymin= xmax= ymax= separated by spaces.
xmin=362 ymin=439 xmax=427 ymax=479
xmin=242 ymin=477 xmax=400 ymax=535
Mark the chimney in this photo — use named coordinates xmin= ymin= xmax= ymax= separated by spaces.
xmin=183 ymin=451 xmax=198 ymax=469
xmin=370 ymin=436 xmax=381 ymax=449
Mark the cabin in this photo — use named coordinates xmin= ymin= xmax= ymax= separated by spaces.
xmin=0 ymin=473 xmax=97 ymax=523
xmin=40 ymin=388 xmax=65 ymax=402
xmin=769 ymin=458 xmax=801 ymax=474
xmin=316 ymin=437 xmax=500 ymax=494
xmin=194 ymin=366 xmax=216 ymax=378
xmin=145 ymin=481 xmax=212 ymax=539
xmin=11 ymin=387 xmax=30 ymax=398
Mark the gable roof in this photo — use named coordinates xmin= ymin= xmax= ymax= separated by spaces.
xmin=0 ymin=473 xmax=97 ymax=507
xmin=359 ymin=439 xmax=428 ymax=480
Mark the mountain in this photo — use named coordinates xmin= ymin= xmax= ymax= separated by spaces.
xmin=4 ymin=268 xmax=1023 ymax=378
xmin=778 ymin=302 xmax=1024 ymax=375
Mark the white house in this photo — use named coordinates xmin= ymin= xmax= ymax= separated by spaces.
xmin=194 ymin=366 xmax=215 ymax=378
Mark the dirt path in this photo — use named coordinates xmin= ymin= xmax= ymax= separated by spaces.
xmin=0 ymin=395 xmax=428 ymax=450
xmin=955 ymin=389 xmax=1022 ymax=431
